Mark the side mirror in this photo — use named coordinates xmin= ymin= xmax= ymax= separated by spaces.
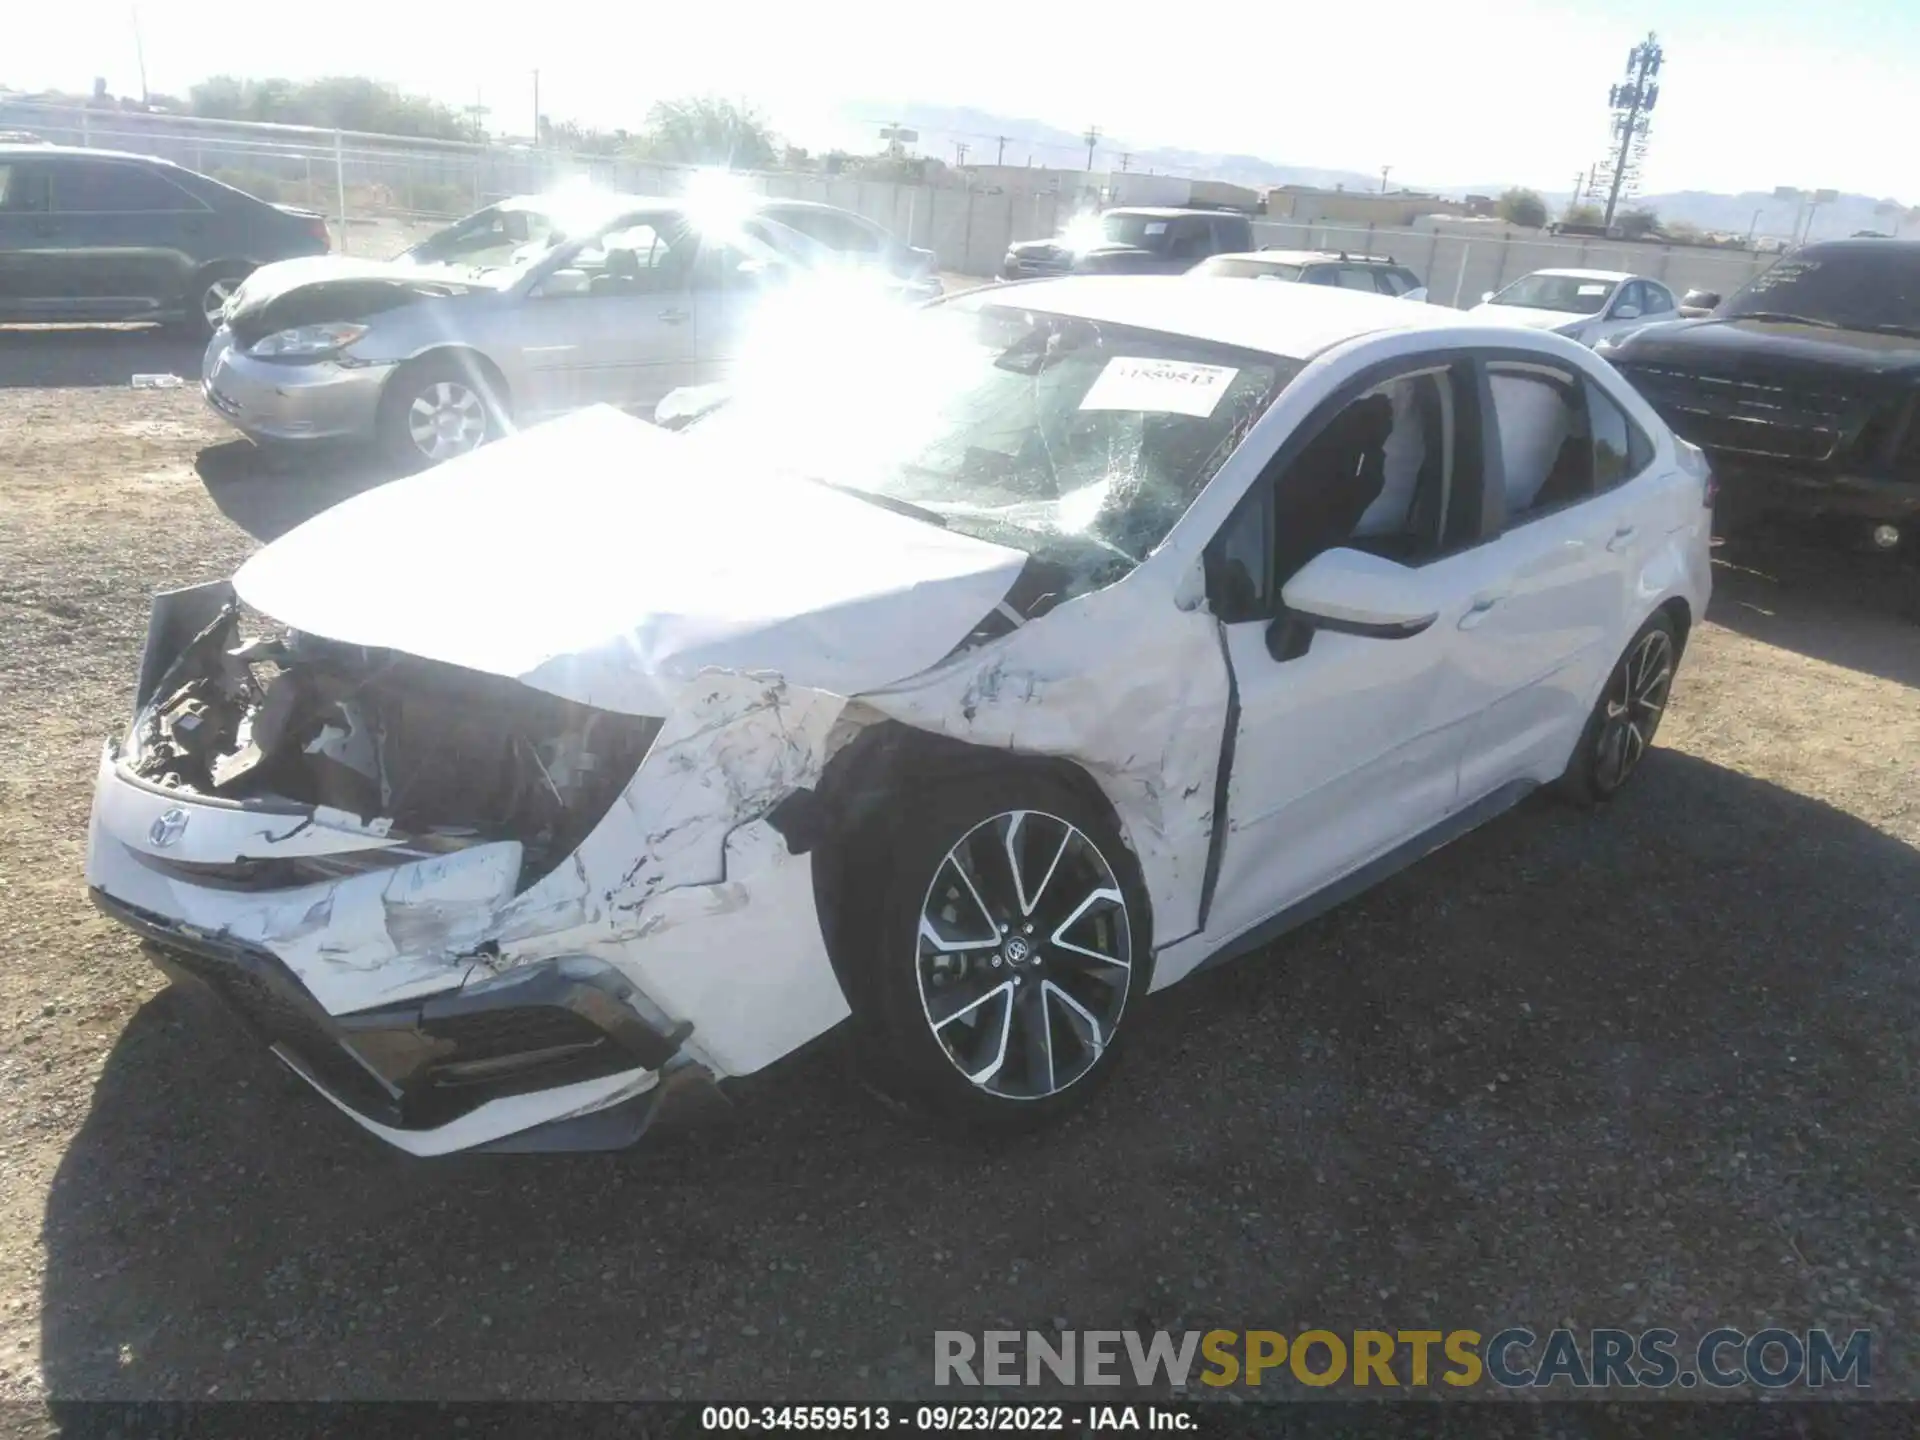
xmin=1279 ymin=548 xmax=1439 ymax=639
xmin=1683 ymin=289 xmax=1721 ymax=310
xmin=1613 ymin=303 xmax=1642 ymax=320
xmin=1480 ymin=290 xmax=1495 ymax=303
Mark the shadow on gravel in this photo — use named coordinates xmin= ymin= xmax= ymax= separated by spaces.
xmin=0 ymin=327 xmax=206 ymax=390
xmin=1708 ymin=521 xmax=1920 ymax=689
xmin=195 ymin=439 xmax=407 ymax=543
xmin=39 ymin=750 xmax=1920 ymax=1403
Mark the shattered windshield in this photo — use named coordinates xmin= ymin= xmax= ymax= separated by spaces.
xmin=684 ymin=298 xmax=1301 ymax=594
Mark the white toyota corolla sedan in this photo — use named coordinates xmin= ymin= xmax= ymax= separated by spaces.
xmin=85 ymin=277 xmax=1713 ymax=1156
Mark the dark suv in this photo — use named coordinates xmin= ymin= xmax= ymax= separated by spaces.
xmin=0 ymin=144 xmax=331 ymax=337
xmin=1001 ymin=207 xmax=1254 ymax=280
xmin=1599 ymin=239 xmax=1920 ymax=551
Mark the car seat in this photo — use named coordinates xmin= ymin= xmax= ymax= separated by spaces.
xmin=1271 ymin=393 xmax=1395 ymax=586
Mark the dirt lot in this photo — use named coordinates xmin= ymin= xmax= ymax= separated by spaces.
xmin=0 ymin=330 xmax=1917 ymax=1425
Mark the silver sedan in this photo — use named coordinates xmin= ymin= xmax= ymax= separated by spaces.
xmin=201 ymin=194 xmax=918 ymax=466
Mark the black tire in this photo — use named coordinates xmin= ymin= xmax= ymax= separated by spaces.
xmin=1556 ymin=611 xmax=1679 ymax=807
xmin=844 ymin=769 xmax=1153 ymax=1132
xmin=174 ymin=263 xmax=252 ymax=341
xmin=376 ymin=353 xmax=507 ymax=469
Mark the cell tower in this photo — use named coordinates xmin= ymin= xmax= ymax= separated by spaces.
xmin=1586 ymin=32 xmax=1663 ymax=227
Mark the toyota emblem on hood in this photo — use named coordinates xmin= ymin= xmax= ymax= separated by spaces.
xmin=148 ymin=807 xmax=190 ymax=849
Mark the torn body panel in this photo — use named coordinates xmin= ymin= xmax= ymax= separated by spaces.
xmin=855 ymin=571 xmax=1233 ymax=975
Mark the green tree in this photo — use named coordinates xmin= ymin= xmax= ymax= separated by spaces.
xmin=1616 ymin=207 xmax=1661 ymax=239
xmin=186 ymin=75 xmax=467 ymax=139
xmin=1498 ymin=187 xmax=1548 ymax=228
xmin=637 ymin=97 xmax=777 ymax=169
xmin=1563 ymin=202 xmax=1603 ymax=226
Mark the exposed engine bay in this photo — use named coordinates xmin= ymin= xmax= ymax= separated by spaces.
xmin=126 ymin=601 xmax=661 ymax=886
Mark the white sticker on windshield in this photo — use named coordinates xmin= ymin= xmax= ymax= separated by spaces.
xmin=1079 ymin=358 xmax=1239 ymax=417
xmin=1577 ymin=283 xmax=1609 ymax=296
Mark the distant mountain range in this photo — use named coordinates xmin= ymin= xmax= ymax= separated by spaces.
xmin=830 ymin=103 xmax=1912 ymax=243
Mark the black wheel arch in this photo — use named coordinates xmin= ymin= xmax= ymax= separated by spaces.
xmin=379 ymin=346 xmax=514 ymax=423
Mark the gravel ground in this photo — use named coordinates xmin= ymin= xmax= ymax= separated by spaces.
xmin=0 ymin=334 xmax=1916 ymax=1428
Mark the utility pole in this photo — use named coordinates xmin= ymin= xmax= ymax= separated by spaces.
xmin=1083 ymin=126 xmax=1101 ymax=171
xmin=130 ymin=3 xmax=149 ymax=105
xmin=1379 ymin=164 xmax=1392 ymax=194
xmin=953 ymin=140 xmax=969 ymax=167
xmin=532 ymin=70 xmax=540 ymax=146
xmin=1120 ymin=153 xmax=1131 ymax=172
xmin=995 ymin=135 xmax=1009 ymax=166
xmin=1600 ymin=32 xmax=1663 ymax=228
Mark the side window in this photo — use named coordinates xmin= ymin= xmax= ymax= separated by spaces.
xmin=1372 ymin=267 xmax=1410 ymax=296
xmin=1614 ymin=281 xmax=1648 ymax=315
xmin=1167 ymin=219 xmax=1211 ymax=260
xmin=1642 ymin=282 xmax=1676 ymax=315
xmin=51 ymin=160 xmax=203 ymax=212
xmin=771 ymin=207 xmax=880 ymax=255
xmin=1335 ymin=266 xmax=1380 ymax=292
xmin=1586 ymin=379 xmax=1655 ymax=490
xmin=1206 ymin=364 xmax=1474 ymax=622
xmin=0 ymin=162 xmax=51 ymax=213
xmin=537 ymin=221 xmax=688 ymax=297
xmin=1487 ymin=362 xmax=1588 ymax=521
xmin=1208 ymin=214 xmax=1248 ymax=253
xmin=1301 ymin=266 xmax=1341 ymax=286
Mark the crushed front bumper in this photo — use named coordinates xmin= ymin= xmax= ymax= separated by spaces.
xmin=94 ymin=886 xmax=715 ymax=1155
xmin=201 ymin=328 xmax=391 ymax=445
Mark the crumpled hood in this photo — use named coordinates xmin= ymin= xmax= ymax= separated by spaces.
xmin=1603 ymin=316 xmax=1920 ymax=378
xmin=232 ymin=406 xmax=1031 ymax=716
xmin=226 ymin=255 xmax=499 ymax=324
xmin=1466 ymin=303 xmax=1590 ymax=332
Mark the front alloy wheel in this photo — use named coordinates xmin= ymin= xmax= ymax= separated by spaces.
xmin=200 ymin=276 xmax=241 ymax=333
xmin=407 ymin=380 xmax=489 ymax=463
xmin=917 ymin=810 xmax=1132 ymax=1101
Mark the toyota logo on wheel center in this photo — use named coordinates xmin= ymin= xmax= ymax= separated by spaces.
xmin=1003 ymin=936 xmax=1033 ymax=967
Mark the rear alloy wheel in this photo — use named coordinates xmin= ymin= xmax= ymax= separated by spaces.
xmin=200 ymin=274 xmax=242 ymax=335
xmin=852 ymin=773 xmax=1149 ymax=1129
xmin=1558 ymin=614 xmax=1678 ymax=804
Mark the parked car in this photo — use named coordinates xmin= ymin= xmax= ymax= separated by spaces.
xmin=1468 ymin=269 xmax=1678 ymax=346
xmin=88 ymin=276 xmax=1711 ymax=1156
xmin=1191 ymin=249 xmax=1427 ymax=301
xmin=0 ymin=143 xmax=331 ymax=336
xmin=1000 ymin=207 xmax=1254 ymax=279
xmin=1597 ymin=238 xmax=1920 ymax=550
xmin=201 ymin=193 xmax=918 ymax=467
xmin=397 ymin=192 xmax=941 ymax=301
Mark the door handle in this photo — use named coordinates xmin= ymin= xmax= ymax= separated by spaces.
xmin=658 ymin=307 xmax=690 ymax=324
xmin=1605 ymin=523 xmax=1637 ymax=552
xmin=1457 ymin=591 xmax=1507 ymax=630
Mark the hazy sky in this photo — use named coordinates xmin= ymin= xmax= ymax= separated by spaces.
xmin=10 ymin=0 xmax=1916 ymax=198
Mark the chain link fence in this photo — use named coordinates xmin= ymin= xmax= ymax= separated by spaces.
xmin=4 ymin=100 xmax=1776 ymax=298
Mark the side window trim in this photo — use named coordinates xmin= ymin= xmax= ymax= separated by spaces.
xmin=1203 ymin=350 xmax=1485 ymax=623
xmin=52 ymin=161 xmax=212 ymax=213
xmin=1473 ymin=348 xmax=1657 ymax=529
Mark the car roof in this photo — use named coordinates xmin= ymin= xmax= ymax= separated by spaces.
xmin=0 ymin=142 xmax=179 ymax=165
xmin=1526 ymin=267 xmax=1638 ymax=282
xmin=1104 ymin=206 xmax=1235 ymax=219
xmin=1800 ymin=237 xmax=1920 ymax=256
xmin=979 ymin=275 xmax=1463 ymax=359
xmin=1215 ymin=249 xmax=1402 ymax=266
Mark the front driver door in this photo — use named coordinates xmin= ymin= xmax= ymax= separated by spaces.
xmin=513 ymin=218 xmax=697 ymax=419
xmin=1199 ymin=357 xmax=1509 ymax=945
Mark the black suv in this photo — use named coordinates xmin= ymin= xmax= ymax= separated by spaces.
xmin=1599 ymin=239 xmax=1920 ymax=550
xmin=0 ymin=144 xmax=332 ymax=337
xmin=1001 ymin=207 xmax=1254 ymax=280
